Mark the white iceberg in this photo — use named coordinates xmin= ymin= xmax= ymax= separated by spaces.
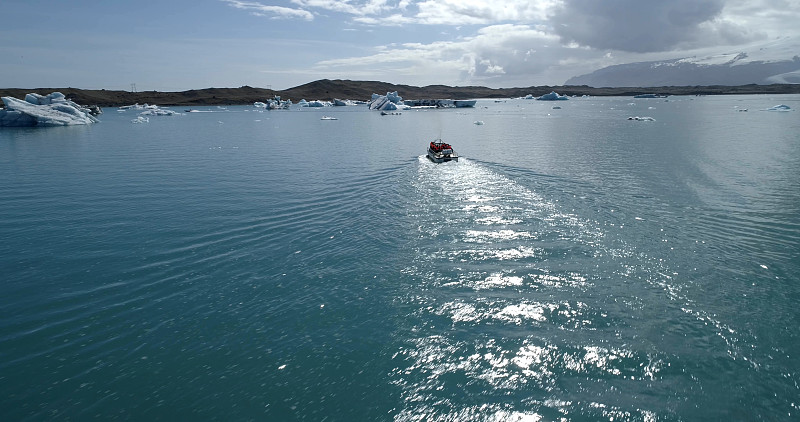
xmin=368 ymin=91 xmax=409 ymax=111
xmin=305 ymin=100 xmax=329 ymax=107
xmin=333 ymin=98 xmax=358 ymax=106
xmin=536 ymin=91 xmax=569 ymax=101
xmin=262 ymin=96 xmax=291 ymax=109
xmin=118 ymin=103 xmax=152 ymax=110
xmin=138 ymin=107 xmax=179 ymax=116
xmin=0 ymin=92 xmax=100 ymax=127
xmin=297 ymin=99 xmax=330 ymax=107
xmin=764 ymin=104 xmax=792 ymax=112
xmin=116 ymin=103 xmax=179 ymax=116
xmin=386 ymin=91 xmax=402 ymax=103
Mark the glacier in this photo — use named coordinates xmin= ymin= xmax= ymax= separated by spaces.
xmin=566 ymin=37 xmax=800 ymax=87
xmin=0 ymin=92 xmax=100 ymax=127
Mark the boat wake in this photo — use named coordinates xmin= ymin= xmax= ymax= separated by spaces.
xmin=390 ymin=157 xmax=762 ymax=420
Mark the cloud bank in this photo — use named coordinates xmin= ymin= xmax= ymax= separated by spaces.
xmin=219 ymin=0 xmax=799 ymax=87
xmin=3 ymin=0 xmax=796 ymax=91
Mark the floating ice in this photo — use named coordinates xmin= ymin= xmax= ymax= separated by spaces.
xmin=138 ymin=107 xmax=179 ymax=116
xmin=386 ymin=91 xmax=402 ymax=103
xmin=627 ymin=116 xmax=656 ymax=121
xmin=118 ymin=103 xmax=155 ymax=110
xmin=368 ymin=91 xmax=409 ymax=111
xmin=258 ymin=96 xmax=291 ymax=110
xmin=117 ymin=103 xmax=179 ymax=116
xmin=333 ymin=98 xmax=359 ymax=106
xmin=536 ymin=91 xmax=569 ymax=101
xmin=763 ymin=104 xmax=792 ymax=111
xmin=0 ymin=92 xmax=100 ymax=127
xmin=298 ymin=99 xmax=329 ymax=107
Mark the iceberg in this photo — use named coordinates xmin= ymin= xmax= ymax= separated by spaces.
xmin=633 ymin=93 xmax=668 ymax=98
xmin=764 ymin=104 xmax=792 ymax=112
xmin=536 ymin=91 xmax=569 ymax=101
xmin=0 ymin=92 xmax=100 ymax=127
xmin=263 ymin=95 xmax=292 ymax=109
xmin=138 ymin=107 xmax=179 ymax=116
xmin=386 ymin=91 xmax=403 ymax=103
xmin=117 ymin=102 xmax=179 ymax=116
xmin=118 ymin=103 xmax=152 ymax=110
xmin=368 ymin=91 xmax=409 ymax=111
xmin=305 ymin=100 xmax=329 ymax=107
xmin=297 ymin=99 xmax=330 ymax=107
xmin=333 ymin=98 xmax=359 ymax=106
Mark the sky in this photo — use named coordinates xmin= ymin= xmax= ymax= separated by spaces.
xmin=1 ymin=0 xmax=799 ymax=91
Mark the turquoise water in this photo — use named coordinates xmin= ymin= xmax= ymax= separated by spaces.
xmin=1 ymin=96 xmax=799 ymax=420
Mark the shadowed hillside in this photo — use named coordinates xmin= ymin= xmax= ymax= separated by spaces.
xmin=3 ymin=79 xmax=799 ymax=107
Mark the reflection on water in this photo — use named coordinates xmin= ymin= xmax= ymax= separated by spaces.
xmin=1 ymin=96 xmax=798 ymax=420
xmin=394 ymin=144 xmax=799 ymax=419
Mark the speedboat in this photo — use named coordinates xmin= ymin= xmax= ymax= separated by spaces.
xmin=427 ymin=139 xmax=458 ymax=163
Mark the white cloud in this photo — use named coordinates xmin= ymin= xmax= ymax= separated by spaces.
xmin=225 ymin=0 xmax=556 ymax=25
xmin=222 ymin=0 xmax=314 ymax=20
xmin=228 ymin=0 xmax=800 ymax=87
xmin=314 ymin=24 xmax=592 ymax=86
xmin=353 ymin=13 xmax=414 ymax=26
xmin=722 ymin=0 xmax=800 ymax=36
xmin=289 ymin=0 xmax=364 ymax=16
xmin=413 ymin=0 xmax=554 ymax=25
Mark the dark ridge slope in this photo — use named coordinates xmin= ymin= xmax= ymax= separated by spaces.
xmin=2 ymin=79 xmax=799 ymax=107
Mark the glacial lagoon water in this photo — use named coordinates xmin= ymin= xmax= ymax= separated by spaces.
xmin=1 ymin=95 xmax=799 ymax=421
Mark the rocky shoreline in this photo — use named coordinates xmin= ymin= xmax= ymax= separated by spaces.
xmin=2 ymin=79 xmax=799 ymax=108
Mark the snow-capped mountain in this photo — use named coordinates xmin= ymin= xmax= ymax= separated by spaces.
xmin=566 ymin=38 xmax=800 ymax=87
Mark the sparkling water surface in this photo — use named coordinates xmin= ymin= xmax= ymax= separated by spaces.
xmin=1 ymin=96 xmax=799 ymax=420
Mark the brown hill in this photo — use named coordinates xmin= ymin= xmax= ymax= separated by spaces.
xmin=2 ymin=79 xmax=799 ymax=107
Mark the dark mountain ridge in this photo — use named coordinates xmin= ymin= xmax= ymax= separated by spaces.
xmin=2 ymin=79 xmax=799 ymax=108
